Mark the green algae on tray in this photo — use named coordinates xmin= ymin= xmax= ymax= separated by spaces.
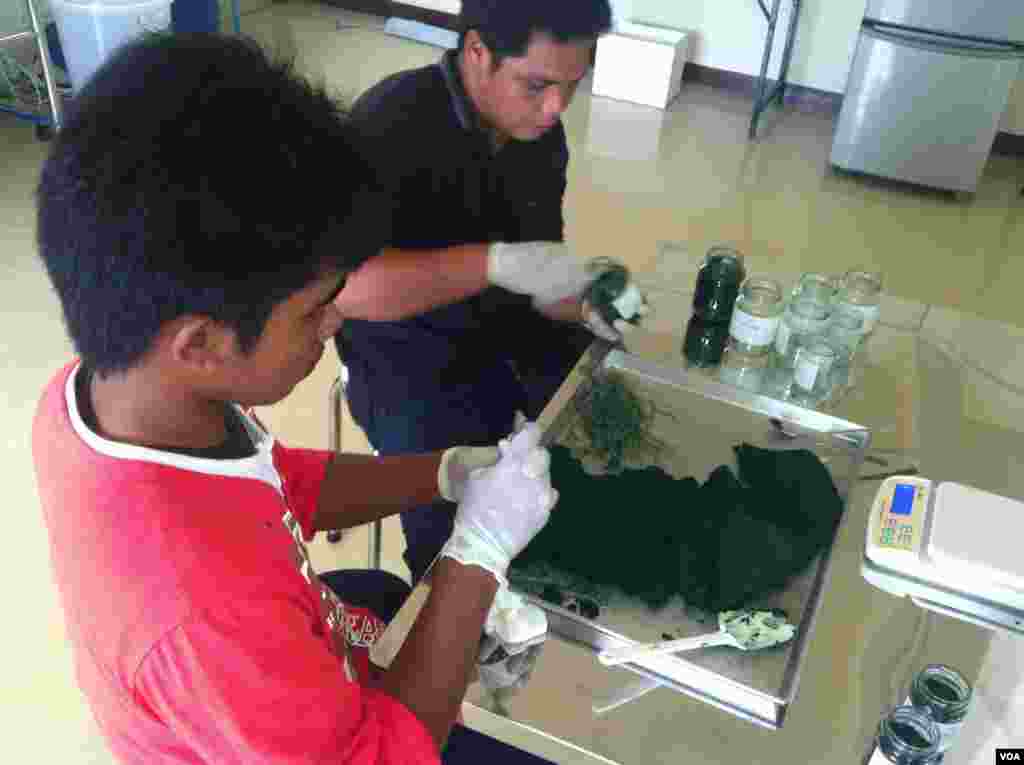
xmin=510 ymin=444 xmax=843 ymax=614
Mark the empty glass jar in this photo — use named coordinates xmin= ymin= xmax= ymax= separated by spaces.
xmin=835 ymin=269 xmax=883 ymax=335
xmin=728 ymin=278 xmax=783 ymax=355
xmin=718 ymin=345 xmax=769 ymax=393
xmin=775 ymin=298 xmax=832 ymax=366
xmin=827 ymin=310 xmax=866 ymax=392
xmin=790 ymin=339 xmax=837 ymax=407
xmin=792 ymin=271 xmax=837 ymax=303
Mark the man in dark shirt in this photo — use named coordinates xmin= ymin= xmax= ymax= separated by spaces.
xmin=335 ymin=0 xmax=640 ymax=583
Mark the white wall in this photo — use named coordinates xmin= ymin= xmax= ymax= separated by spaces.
xmin=398 ymin=1 xmax=633 ymax=25
xmin=629 ymin=0 xmax=1024 ymax=135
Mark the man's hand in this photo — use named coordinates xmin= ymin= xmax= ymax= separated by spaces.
xmin=487 ymin=241 xmax=590 ymax=304
xmin=439 ymin=423 xmax=557 ymax=586
xmin=532 ymin=296 xmax=626 ymax=343
xmin=478 ymin=586 xmax=547 ymax=692
xmin=437 ymin=446 xmax=500 ymax=503
xmin=497 ymin=243 xmax=649 ymax=342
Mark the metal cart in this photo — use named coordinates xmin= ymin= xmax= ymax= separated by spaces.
xmin=0 ymin=0 xmax=243 ymax=139
xmin=749 ymin=0 xmax=804 ymax=140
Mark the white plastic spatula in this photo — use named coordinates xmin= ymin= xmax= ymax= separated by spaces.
xmin=597 ymin=609 xmax=796 ymax=667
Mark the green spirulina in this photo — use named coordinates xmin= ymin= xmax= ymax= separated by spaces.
xmin=889 ymin=722 xmax=931 ymax=749
xmin=925 ymin=677 xmax=959 ymax=702
xmin=511 ymin=443 xmax=843 ymax=613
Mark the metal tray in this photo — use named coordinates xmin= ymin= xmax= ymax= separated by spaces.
xmin=477 ymin=339 xmax=871 ymax=730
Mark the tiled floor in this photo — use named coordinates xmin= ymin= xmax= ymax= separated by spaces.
xmin=2 ymin=3 xmax=1022 ymax=762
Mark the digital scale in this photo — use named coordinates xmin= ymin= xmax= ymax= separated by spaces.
xmin=863 ymin=477 xmax=1024 ymax=635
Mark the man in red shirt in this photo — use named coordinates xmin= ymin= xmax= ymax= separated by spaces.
xmin=33 ymin=33 xmax=557 ymax=764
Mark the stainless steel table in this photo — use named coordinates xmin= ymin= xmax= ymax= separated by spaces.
xmin=462 ymin=319 xmax=995 ymax=764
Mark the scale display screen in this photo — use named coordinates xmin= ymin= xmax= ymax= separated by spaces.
xmin=890 ymin=484 xmax=916 ymax=516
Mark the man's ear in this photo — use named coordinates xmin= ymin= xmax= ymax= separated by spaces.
xmin=168 ymin=316 xmax=236 ymax=373
xmin=463 ymin=29 xmax=494 ymax=71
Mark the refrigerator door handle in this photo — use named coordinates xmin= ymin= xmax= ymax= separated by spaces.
xmin=864 ymin=22 xmax=1024 ymax=58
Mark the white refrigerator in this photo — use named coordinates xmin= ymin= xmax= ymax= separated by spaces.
xmin=831 ymin=0 xmax=1024 ymax=193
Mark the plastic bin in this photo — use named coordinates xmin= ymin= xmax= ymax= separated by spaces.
xmin=171 ymin=0 xmax=220 ymax=34
xmin=50 ymin=0 xmax=172 ymax=90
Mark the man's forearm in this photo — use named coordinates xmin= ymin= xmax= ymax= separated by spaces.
xmin=335 ymin=244 xmax=489 ymax=321
xmin=313 ymin=452 xmax=444 ymax=531
xmin=378 ymin=558 xmax=498 ymax=749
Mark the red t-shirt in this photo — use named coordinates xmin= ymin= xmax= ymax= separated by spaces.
xmin=33 ymin=362 xmax=439 ymax=764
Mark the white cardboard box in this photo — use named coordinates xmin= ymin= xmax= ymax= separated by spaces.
xmin=592 ymin=21 xmax=692 ymax=109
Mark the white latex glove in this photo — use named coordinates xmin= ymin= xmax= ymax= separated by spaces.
xmin=489 ymin=243 xmax=648 ymax=342
xmin=487 ymin=242 xmax=593 ymax=305
xmin=584 ymin=280 xmax=650 ymax=341
xmin=437 ymin=412 xmax=527 ymax=502
xmin=478 ymin=639 xmax=545 ymax=692
xmin=484 ymin=586 xmax=548 ymax=648
xmin=437 ymin=446 xmax=500 ymax=503
xmin=439 ymin=422 xmax=557 ymax=586
xmin=478 ymin=587 xmax=547 ymax=692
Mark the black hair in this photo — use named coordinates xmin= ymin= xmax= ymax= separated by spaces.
xmin=37 ymin=33 xmax=386 ymax=376
xmin=458 ymin=0 xmax=612 ymax=65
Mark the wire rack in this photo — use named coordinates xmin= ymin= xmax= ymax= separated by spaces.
xmin=0 ymin=0 xmax=243 ymax=139
xmin=0 ymin=0 xmax=64 ymax=137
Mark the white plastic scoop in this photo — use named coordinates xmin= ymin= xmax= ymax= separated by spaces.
xmin=597 ymin=609 xmax=796 ymax=667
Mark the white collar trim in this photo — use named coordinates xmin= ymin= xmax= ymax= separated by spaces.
xmin=65 ymin=362 xmax=283 ymax=492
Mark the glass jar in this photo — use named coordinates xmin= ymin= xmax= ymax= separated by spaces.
xmin=792 ymin=272 xmax=837 ymax=304
xmin=877 ymin=706 xmax=942 ymax=764
xmin=835 ymin=269 xmax=883 ymax=335
xmin=910 ymin=665 xmax=972 ymax=755
xmin=775 ymin=298 xmax=831 ymax=366
xmin=584 ymin=258 xmax=633 ymax=327
xmin=790 ymin=339 xmax=837 ymax=406
xmin=683 ymin=316 xmax=730 ymax=367
xmin=759 ymin=364 xmax=796 ymax=401
xmin=692 ymin=246 xmax=746 ymax=323
xmin=718 ymin=345 xmax=769 ymax=393
xmin=728 ymin=278 xmax=783 ymax=355
xmin=827 ymin=311 xmax=865 ymax=391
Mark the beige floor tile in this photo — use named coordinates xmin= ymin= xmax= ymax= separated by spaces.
xmin=923 ymin=306 xmax=1024 ymax=386
xmin=922 ymin=305 xmax=1024 ymax=434
xmin=962 ymin=366 xmax=1024 ymax=437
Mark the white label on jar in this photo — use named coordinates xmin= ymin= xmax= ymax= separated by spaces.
xmin=775 ymin=323 xmax=792 ymax=356
xmin=730 ymin=310 xmax=780 ymax=348
xmin=795 ymin=357 xmax=819 ymax=391
xmin=839 ymin=302 xmax=880 ymax=333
